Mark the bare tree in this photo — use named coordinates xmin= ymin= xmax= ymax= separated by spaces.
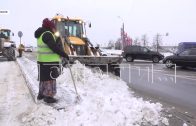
xmin=115 ymin=38 xmax=122 ymax=50
xmin=141 ymin=34 xmax=148 ymax=47
xmin=107 ymin=40 xmax=115 ymax=49
xmin=153 ymin=33 xmax=162 ymax=52
xmin=133 ymin=37 xmax=140 ymax=45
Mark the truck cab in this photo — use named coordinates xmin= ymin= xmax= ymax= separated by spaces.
xmin=52 ymin=15 xmax=122 ymax=76
xmin=0 ymin=28 xmax=16 ymax=61
xmin=53 ymin=15 xmax=96 ymax=56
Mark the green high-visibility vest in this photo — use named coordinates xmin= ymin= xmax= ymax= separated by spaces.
xmin=37 ymin=31 xmax=61 ymax=62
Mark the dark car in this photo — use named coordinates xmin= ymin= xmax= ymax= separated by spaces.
xmin=177 ymin=42 xmax=196 ymax=54
xmin=163 ymin=48 xmax=196 ymax=68
xmin=123 ymin=45 xmax=164 ymax=63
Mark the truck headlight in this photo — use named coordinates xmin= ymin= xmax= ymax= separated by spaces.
xmin=54 ymin=31 xmax=60 ymax=37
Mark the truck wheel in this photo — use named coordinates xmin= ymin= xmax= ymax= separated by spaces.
xmin=126 ymin=55 xmax=133 ymax=62
xmin=4 ymin=47 xmax=16 ymax=61
xmin=152 ymin=56 xmax=159 ymax=63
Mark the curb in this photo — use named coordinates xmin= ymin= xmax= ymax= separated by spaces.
xmin=16 ymin=58 xmax=38 ymax=103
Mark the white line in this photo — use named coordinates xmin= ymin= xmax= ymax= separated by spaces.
xmin=152 ymin=64 xmax=154 ymax=83
xmin=147 ymin=67 xmax=150 ymax=82
xmin=174 ymin=64 xmax=176 ymax=83
xmin=162 ymin=73 xmax=196 ymax=81
xmin=129 ymin=64 xmax=131 ymax=83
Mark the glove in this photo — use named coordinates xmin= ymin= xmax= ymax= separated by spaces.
xmin=62 ymin=57 xmax=69 ymax=67
xmin=63 ymin=53 xmax=69 ymax=60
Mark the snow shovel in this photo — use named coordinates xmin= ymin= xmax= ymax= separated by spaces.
xmin=67 ymin=62 xmax=82 ymax=103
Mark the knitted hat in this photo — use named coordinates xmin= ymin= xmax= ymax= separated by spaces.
xmin=42 ymin=18 xmax=55 ymax=30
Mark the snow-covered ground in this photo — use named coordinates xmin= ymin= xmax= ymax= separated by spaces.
xmin=12 ymin=57 xmax=169 ymax=126
xmin=100 ymin=49 xmax=123 ymax=56
xmin=0 ymin=61 xmax=35 ymax=126
xmin=161 ymin=52 xmax=174 ymax=57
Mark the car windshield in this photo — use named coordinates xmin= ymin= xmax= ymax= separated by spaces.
xmin=0 ymin=30 xmax=10 ymax=39
xmin=179 ymin=50 xmax=190 ymax=56
xmin=56 ymin=21 xmax=83 ymax=38
xmin=142 ymin=47 xmax=149 ymax=52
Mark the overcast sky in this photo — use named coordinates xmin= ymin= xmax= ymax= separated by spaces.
xmin=1 ymin=0 xmax=196 ymax=47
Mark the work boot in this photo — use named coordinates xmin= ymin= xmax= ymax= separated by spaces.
xmin=44 ymin=97 xmax=58 ymax=103
xmin=37 ymin=93 xmax=44 ymax=100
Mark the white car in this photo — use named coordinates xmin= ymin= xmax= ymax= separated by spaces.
xmin=24 ymin=46 xmax=33 ymax=52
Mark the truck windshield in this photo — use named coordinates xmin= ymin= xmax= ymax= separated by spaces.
xmin=0 ymin=30 xmax=10 ymax=39
xmin=56 ymin=21 xmax=83 ymax=38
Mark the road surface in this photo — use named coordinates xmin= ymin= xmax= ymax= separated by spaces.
xmin=121 ymin=60 xmax=196 ymax=116
xmin=0 ymin=61 xmax=34 ymax=125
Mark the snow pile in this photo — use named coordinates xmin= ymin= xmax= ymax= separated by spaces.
xmin=161 ymin=52 xmax=174 ymax=57
xmin=18 ymin=57 xmax=168 ymax=126
xmin=100 ymin=48 xmax=123 ymax=56
xmin=21 ymin=104 xmax=57 ymax=126
xmin=183 ymin=123 xmax=188 ymax=126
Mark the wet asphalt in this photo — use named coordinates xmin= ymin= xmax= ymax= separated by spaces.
xmin=120 ymin=60 xmax=196 ymax=125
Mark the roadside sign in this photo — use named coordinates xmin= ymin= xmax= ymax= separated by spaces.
xmin=18 ymin=31 xmax=23 ymax=38
xmin=18 ymin=31 xmax=23 ymax=44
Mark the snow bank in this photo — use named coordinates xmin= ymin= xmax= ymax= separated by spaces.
xmin=183 ymin=123 xmax=188 ymax=126
xmin=17 ymin=57 xmax=168 ymax=126
xmin=21 ymin=104 xmax=57 ymax=126
xmin=161 ymin=52 xmax=173 ymax=57
xmin=101 ymin=49 xmax=123 ymax=56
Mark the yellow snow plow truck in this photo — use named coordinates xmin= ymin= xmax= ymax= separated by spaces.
xmin=0 ymin=28 xmax=16 ymax=61
xmin=52 ymin=15 xmax=123 ymax=76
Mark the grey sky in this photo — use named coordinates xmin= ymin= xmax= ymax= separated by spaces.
xmin=1 ymin=0 xmax=196 ymax=47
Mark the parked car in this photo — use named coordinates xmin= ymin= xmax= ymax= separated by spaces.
xmin=123 ymin=45 xmax=164 ymax=63
xmin=24 ymin=46 xmax=33 ymax=52
xmin=163 ymin=48 xmax=196 ymax=68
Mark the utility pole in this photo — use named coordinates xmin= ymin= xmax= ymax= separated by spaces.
xmin=155 ymin=33 xmax=169 ymax=52
xmin=156 ymin=33 xmax=160 ymax=52
xmin=141 ymin=34 xmax=148 ymax=47
xmin=118 ymin=16 xmax=125 ymax=50
xmin=122 ymin=22 xmax=125 ymax=50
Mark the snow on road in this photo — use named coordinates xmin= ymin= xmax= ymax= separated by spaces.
xmin=161 ymin=52 xmax=174 ymax=57
xmin=0 ymin=61 xmax=35 ymax=126
xmin=16 ymin=57 xmax=169 ymax=126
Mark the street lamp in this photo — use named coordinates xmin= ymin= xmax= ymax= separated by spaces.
xmin=117 ymin=16 xmax=125 ymax=50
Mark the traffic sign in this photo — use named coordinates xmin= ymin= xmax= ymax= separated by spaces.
xmin=18 ymin=31 xmax=23 ymax=38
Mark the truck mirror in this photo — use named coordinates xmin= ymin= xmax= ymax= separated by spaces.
xmin=12 ymin=33 xmax=14 ymax=36
xmin=89 ymin=23 xmax=91 ymax=28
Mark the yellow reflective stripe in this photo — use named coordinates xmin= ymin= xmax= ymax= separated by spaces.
xmin=37 ymin=51 xmax=55 ymax=54
xmin=37 ymin=45 xmax=48 ymax=48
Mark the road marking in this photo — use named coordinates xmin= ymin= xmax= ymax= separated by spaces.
xmin=163 ymin=74 xmax=196 ymax=81
xmin=152 ymin=64 xmax=154 ymax=83
xmin=124 ymin=66 xmax=196 ymax=82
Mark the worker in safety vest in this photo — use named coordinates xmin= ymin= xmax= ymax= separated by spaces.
xmin=34 ymin=18 xmax=69 ymax=103
xmin=18 ymin=44 xmax=24 ymax=57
